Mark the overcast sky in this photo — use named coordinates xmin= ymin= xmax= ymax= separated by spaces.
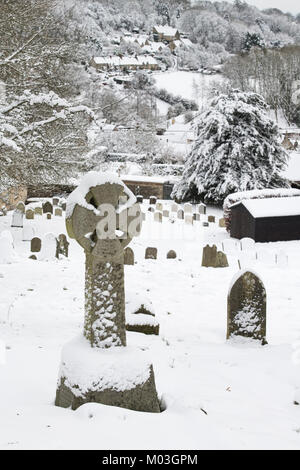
xmin=193 ymin=1 xmax=299 ymax=15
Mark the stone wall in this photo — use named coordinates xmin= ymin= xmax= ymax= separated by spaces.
xmin=0 ymin=185 xmax=28 ymax=211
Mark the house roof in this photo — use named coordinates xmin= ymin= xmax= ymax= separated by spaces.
xmin=153 ymin=25 xmax=179 ymax=36
xmin=237 ymin=196 xmax=300 ymax=218
xmin=93 ymin=55 xmax=158 ymax=67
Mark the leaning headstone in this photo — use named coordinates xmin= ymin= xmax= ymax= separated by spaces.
xmin=55 ymin=208 xmax=63 ymax=217
xmin=149 ymin=196 xmax=157 ymax=205
xmin=167 ymin=250 xmax=177 ymax=259
xmin=184 ymin=203 xmax=193 ymax=213
xmin=177 ymin=209 xmax=184 ymax=220
xmin=198 ymin=203 xmax=206 ymax=215
xmin=25 ymin=209 xmax=34 ymax=220
xmin=154 ymin=212 xmax=162 ymax=223
xmin=227 ymin=270 xmax=267 ymax=345
xmin=56 ymin=234 xmax=69 ymax=258
xmin=43 ymin=201 xmax=53 ymax=214
xmin=11 ymin=202 xmax=25 ymax=228
xmin=240 ymin=237 xmax=255 ymax=251
xmin=145 ymin=247 xmax=157 ymax=260
xmin=202 ymin=245 xmax=229 ymax=268
xmin=124 ymin=247 xmax=134 ymax=265
xmin=34 ymin=207 xmax=43 ymax=216
xmin=55 ymin=173 xmax=160 ymax=413
xmin=31 ymin=237 xmax=42 ymax=253
xmin=22 ymin=226 xmax=35 ymax=241
xmin=208 ymin=215 xmax=215 ymax=223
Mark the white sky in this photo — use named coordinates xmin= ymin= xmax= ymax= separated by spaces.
xmin=193 ymin=0 xmax=299 ymax=15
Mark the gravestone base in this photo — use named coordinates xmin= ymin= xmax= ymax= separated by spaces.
xmin=55 ymin=336 xmax=161 ymax=413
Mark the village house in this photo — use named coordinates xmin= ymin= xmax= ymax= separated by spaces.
xmin=153 ymin=25 xmax=180 ymax=43
xmin=91 ymin=55 xmax=160 ymax=72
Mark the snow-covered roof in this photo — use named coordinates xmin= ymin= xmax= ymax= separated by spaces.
xmin=153 ymin=25 xmax=179 ymax=36
xmin=238 ymin=196 xmax=300 ymax=218
xmin=93 ymin=55 xmax=158 ymax=67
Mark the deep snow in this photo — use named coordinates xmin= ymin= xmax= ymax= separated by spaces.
xmin=1 ymin=200 xmax=300 ymax=449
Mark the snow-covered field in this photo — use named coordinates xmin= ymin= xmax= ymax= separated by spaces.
xmin=154 ymin=71 xmax=223 ymax=111
xmin=1 ymin=200 xmax=300 ymax=450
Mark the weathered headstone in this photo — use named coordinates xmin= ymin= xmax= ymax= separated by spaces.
xmin=149 ymin=196 xmax=157 ymax=205
xmin=163 ymin=210 xmax=169 ymax=218
xmin=47 ymin=213 xmax=52 ymax=220
xmin=53 ymin=197 xmax=59 ymax=206
xmin=227 ymin=270 xmax=267 ymax=344
xmin=31 ymin=237 xmax=42 ymax=253
xmin=156 ymin=202 xmax=163 ymax=211
xmin=55 ymin=173 xmax=160 ymax=413
xmin=11 ymin=202 xmax=25 ymax=228
xmin=56 ymin=234 xmax=69 ymax=258
xmin=34 ymin=207 xmax=43 ymax=216
xmin=208 ymin=215 xmax=215 ymax=223
xmin=25 ymin=209 xmax=34 ymax=220
xmin=184 ymin=203 xmax=193 ymax=213
xmin=124 ymin=247 xmax=134 ymax=265
xmin=136 ymin=195 xmax=143 ymax=204
xmin=55 ymin=208 xmax=63 ymax=217
xmin=198 ymin=203 xmax=206 ymax=215
xmin=126 ymin=314 xmax=159 ymax=336
xmin=219 ymin=218 xmax=226 ymax=228
xmin=202 ymin=244 xmax=229 ymax=268
xmin=177 ymin=209 xmax=184 ymax=220
xmin=43 ymin=201 xmax=53 ymax=214
xmin=154 ymin=211 xmax=162 ymax=223
xmin=61 ymin=202 xmax=67 ymax=211
xmin=167 ymin=250 xmax=177 ymax=259
xmin=145 ymin=247 xmax=157 ymax=260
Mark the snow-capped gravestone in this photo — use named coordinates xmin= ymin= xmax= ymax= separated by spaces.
xmin=25 ymin=209 xmax=34 ymax=220
xmin=202 ymin=245 xmax=228 ymax=268
xmin=31 ymin=237 xmax=41 ymax=253
xmin=43 ymin=201 xmax=53 ymax=214
xmin=11 ymin=202 xmax=25 ymax=228
xmin=40 ymin=233 xmax=56 ymax=260
xmin=227 ymin=270 xmax=267 ymax=345
xmin=240 ymin=237 xmax=255 ymax=251
xmin=55 ymin=172 xmax=160 ymax=413
xmin=22 ymin=226 xmax=35 ymax=242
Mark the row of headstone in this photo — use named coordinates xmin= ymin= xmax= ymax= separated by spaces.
xmin=30 ymin=233 xmax=69 ymax=260
xmin=11 ymin=200 xmax=64 ymax=229
xmin=124 ymin=247 xmax=178 ymax=263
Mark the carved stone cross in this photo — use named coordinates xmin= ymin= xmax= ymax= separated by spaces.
xmin=66 ymin=180 xmax=142 ymax=349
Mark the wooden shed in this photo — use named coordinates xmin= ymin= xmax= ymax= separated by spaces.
xmin=230 ymin=196 xmax=300 ymax=242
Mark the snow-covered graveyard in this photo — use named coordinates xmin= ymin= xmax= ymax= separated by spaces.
xmin=1 ymin=175 xmax=300 ymax=450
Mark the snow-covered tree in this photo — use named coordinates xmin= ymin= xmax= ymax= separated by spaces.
xmin=172 ymin=89 xmax=289 ymax=205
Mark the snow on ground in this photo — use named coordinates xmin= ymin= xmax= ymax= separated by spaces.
xmin=1 ymin=201 xmax=300 ymax=449
xmin=284 ymin=152 xmax=300 ymax=182
xmin=154 ymin=71 xmax=223 ymax=111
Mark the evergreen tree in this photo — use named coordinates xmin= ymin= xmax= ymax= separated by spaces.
xmin=172 ymin=89 xmax=289 ymax=205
